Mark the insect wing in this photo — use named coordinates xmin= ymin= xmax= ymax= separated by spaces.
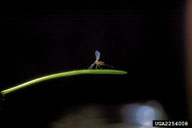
xmin=88 ymin=63 xmax=95 ymax=69
xmin=95 ymin=50 xmax=100 ymax=61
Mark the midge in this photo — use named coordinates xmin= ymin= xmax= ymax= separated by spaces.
xmin=88 ymin=50 xmax=113 ymax=69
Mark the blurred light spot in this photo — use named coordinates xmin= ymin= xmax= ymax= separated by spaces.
xmin=135 ymin=106 xmax=155 ymax=125
xmin=121 ymin=100 xmax=166 ymax=126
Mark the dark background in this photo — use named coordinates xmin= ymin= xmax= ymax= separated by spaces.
xmin=0 ymin=2 xmax=187 ymax=128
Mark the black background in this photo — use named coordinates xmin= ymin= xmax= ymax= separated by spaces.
xmin=0 ymin=2 xmax=187 ymax=128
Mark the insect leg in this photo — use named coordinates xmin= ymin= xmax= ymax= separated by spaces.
xmin=98 ymin=65 xmax=102 ymax=69
xmin=96 ymin=65 xmax=98 ymax=69
xmin=104 ymin=64 xmax=114 ymax=68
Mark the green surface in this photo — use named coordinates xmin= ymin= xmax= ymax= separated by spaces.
xmin=1 ymin=69 xmax=127 ymax=95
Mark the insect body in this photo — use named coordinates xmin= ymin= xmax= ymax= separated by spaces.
xmin=88 ymin=50 xmax=113 ymax=69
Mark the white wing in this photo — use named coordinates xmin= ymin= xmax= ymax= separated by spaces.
xmin=88 ymin=62 xmax=95 ymax=69
xmin=95 ymin=50 xmax=100 ymax=61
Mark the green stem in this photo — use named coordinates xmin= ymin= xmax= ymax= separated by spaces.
xmin=1 ymin=69 xmax=127 ymax=95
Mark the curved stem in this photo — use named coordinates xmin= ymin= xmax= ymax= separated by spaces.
xmin=1 ymin=69 xmax=127 ymax=95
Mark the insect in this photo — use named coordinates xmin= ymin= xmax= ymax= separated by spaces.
xmin=88 ymin=50 xmax=113 ymax=69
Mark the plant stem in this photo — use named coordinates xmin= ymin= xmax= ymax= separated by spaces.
xmin=1 ymin=69 xmax=127 ymax=95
